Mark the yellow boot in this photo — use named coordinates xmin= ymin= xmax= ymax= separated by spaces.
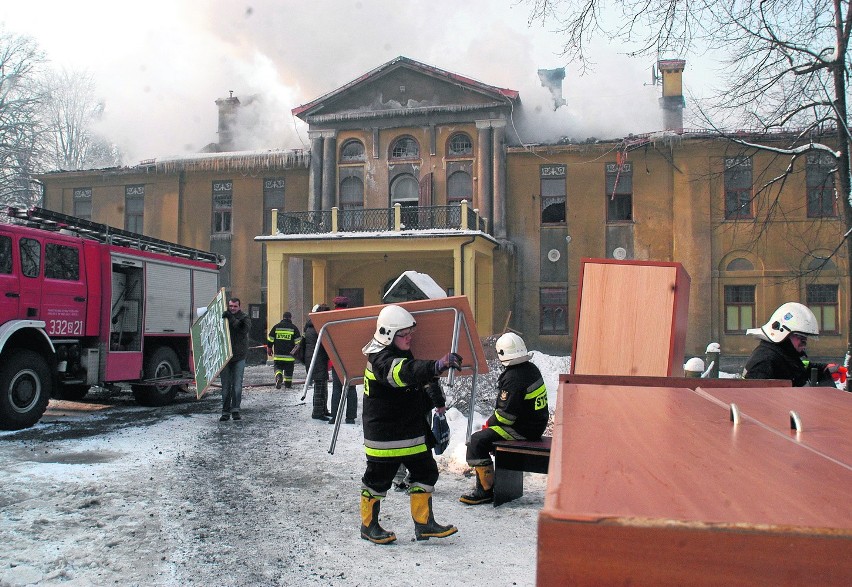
xmin=360 ymin=491 xmax=396 ymax=544
xmin=459 ymin=464 xmax=494 ymax=505
xmin=410 ymin=488 xmax=458 ymax=541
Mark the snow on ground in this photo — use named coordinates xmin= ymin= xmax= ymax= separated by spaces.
xmin=0 ymin=354 xmax=569 ymax=587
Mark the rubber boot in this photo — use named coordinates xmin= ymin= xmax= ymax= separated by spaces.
xmin=410 ymin=490 xmax=458 ymax=541
xmin=360 ymin=493 xmax=396 ymax=544
xmin=459 ymin=464 xmax=494 ymax=505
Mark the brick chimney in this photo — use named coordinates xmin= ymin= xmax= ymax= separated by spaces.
xmin=657 ymin=59 xmax=685 ymax=132
xmin=215 ymin=92 xmax=240 ymax=151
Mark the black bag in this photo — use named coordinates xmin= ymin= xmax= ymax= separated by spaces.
xmin=289 ymin=337 xmax=305 ymax=363
xmin=431 ymin=411 xmax=450 ymax=455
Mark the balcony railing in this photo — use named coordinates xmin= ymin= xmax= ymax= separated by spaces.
xmin=272 ymin=201 xmax=488 ymax=236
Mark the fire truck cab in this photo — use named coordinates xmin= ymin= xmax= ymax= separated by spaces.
xmin=0 ymin=207 xmax=223 ymax=430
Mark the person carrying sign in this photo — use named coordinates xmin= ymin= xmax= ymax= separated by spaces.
xmin=220 ymin=297 xmax=251 ymax=422
xmin=359 ymin=304 xmax=461 ymax=544
xmin=266 ymin=311 xmax=300 ymax=389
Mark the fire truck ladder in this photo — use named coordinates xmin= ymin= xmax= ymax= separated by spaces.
xmin=7 ymin=206 xmax=225 ymax=266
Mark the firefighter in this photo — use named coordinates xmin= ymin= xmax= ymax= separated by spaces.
xmin=359 ymin=304 xmax=461 ymax=544
xmin=743 ymin=302 xmax=843 ymax=386
xmin=266 ymin=311 xmax=300 ymax=389
xmin=460 ymin=332 xmax=549 ymax=505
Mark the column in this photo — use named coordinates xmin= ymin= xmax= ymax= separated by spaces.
xmin=321 ymin=130 xmax=337 ymax=212
xmin=308 ymin=131 xmax=324 ymax=212
xmin=491 ymin=119 xmax=507 ymax=239
xmin=476 ymin=120 xmax=493 ymax=227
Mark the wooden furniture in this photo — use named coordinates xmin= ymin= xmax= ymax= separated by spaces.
xmin=571 ymin=259 xmax=690 ymax=377
xmin=492 ymin=437 xmax=551 ymax=506
xmin=538 ymin=382 xmax=852 ymax=586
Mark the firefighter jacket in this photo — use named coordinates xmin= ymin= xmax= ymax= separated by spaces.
xmin=266 ymin=318 xmax=300 ymax=360
xmin=304 ymin=319 xmax=329 ymax=382
xmin=362 ymin=345 xmax=441 ymax=462
xmin=486 ymin=360 xmax=549 ymax=441
xmin=743 ymin=338 xmax=828 ymax=387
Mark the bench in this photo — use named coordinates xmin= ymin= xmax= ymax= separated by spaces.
xmin=492 ymin=436 xmax=552 ymax=506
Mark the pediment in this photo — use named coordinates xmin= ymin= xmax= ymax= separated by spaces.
xmin=294 ymin=56 xmax=517 ymax=125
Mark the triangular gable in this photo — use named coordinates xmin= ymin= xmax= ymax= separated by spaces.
xmin=293 ymin=56 xmax=518 ymax=122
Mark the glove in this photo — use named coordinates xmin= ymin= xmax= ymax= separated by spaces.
xmin=826 ymin=363 xmax=847 ymax=383
xmin=222 ymin=311 xmax=230 ymax=320
xmin=266 ymin=347 xmax=273 ymax=357
xmin=435 ymin=352 xmax=463 ymax=375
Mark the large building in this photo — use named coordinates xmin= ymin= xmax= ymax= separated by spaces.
xmin=36 ymin=56 xmax=848 ymax=362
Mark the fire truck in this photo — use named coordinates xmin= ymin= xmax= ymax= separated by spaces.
xmin=0 ymin=207 xmax=224 ymax=430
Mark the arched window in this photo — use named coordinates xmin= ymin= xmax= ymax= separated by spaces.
xmin=807 ymin=257 xmax=837 ymax=271
xmin=447 ymin=170 xmax=472 ymax=202
xmin=340 ymin=176 xmax=364 ymax=208
xmin=390 ymin=136 xmax=419 ymax=160
xmin=447 ymin=133 xmax=472 ymax=157
xmin=340 ymin=139 xmax=365 ymax=162
xmin=726 ymin=257 xmax=754 ymax=271
xmin=390 ymin=174 xmax=419 ymax=205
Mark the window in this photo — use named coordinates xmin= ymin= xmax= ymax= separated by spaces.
xmin=390 ymin=174 xmax=419 ymax=205
xmin=20 ymin=238 xmax=40 ymax=278
xmin=726 ymin=257 xmax=754 ymax=271
xmin=340 ymin=139 xmax=365 ymax=162
xmin=540 ymin=287 xmax=569 ymax=334
xmin=212 ymin=180 xmax=233 ymax=234
xmin=390 ymin=136 xmax=419 ymax=160
xmin=340 ymin=176 xmax=364 ymax=208
xmin=806 ymin=153 xmax=837 ymax=218
xmin=541 ymin=164 xmax=566 ymax=224
xmin=447 ymin=171 xmax=472 ymax=203
xmin=125 ymin=185 xmax=144 ymax=233
xmin=263 ymin=178 xmax=285 ymax=234
xmin=45 ymin=243 xmax=80 ymax=281
xmin=724 ymin=285 xmax=755 ymax=332
xmin=73 ymin=188 xmax=92 ymax=220
xmin=447 ymin=133 xmax=472 ymax=157
xmin=724 ymin=157 xmax=753 ymax=219
xmin=0 ymin=235 xmax=11 ymax=274
xmin=605 ymin=162 xmax=632 ymax=222
xmin=807 ymin=284 xmax=838 ymax=333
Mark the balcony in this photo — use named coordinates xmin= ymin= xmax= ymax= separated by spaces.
xmin=272 ymin=201 xmax=488 ymax=236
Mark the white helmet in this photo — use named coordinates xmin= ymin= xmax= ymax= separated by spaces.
xmin=754 ymin=302 xmax=820 ymax=343
xmin=373 ymin=305 xmax=416 ymax=347
xmin=495 ymin=332 xmax=531 ymax=366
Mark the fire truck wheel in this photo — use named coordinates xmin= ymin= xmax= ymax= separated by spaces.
xmin=132 ymin=346 xmax=181 ymax=407
xmin=0 ymin=349 xmax=52 ymax=430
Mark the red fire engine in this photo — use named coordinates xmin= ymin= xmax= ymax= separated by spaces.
xmin=0 ymin=207 xmax=223 ymax=430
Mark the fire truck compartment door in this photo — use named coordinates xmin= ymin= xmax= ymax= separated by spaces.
xmin=144 ymin=262 xmax=193 ymax=334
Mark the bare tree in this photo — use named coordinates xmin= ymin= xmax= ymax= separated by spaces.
xmin=40 ymin=68 xmax=121 ymax=171
xmin=0 ymin=29 xmax=47 ymax=208
xmin=526 ymin=0 xmax=852 ymax=363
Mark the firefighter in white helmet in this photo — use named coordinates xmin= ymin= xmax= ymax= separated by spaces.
xmin=743 ymin=302 xmax=842 ymax=386
xmin=460 ymin=332 xmax=549 ymax=505
xmin=358 ymin=304 xmax=461 ymax=544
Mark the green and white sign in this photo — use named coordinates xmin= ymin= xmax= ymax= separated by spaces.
xmin=191 ymin=288 xmax=232 ymax=399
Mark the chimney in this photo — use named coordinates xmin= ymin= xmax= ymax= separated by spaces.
xmin=537 ymin=68 xmax=567 ymax=111
xmin=657 ymin=59 xmax=685 ymax=132
xmin=215 ymin=91 xmax=240 ymax=151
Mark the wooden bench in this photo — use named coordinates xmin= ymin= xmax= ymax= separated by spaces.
xmin=492 ymin=436 xmax=552 ymax=506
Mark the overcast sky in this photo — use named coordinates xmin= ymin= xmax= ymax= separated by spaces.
xmin=0 ymin=1 xmax=706 ymax=164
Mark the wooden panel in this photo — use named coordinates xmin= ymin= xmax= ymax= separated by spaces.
xmin=307 ymin=295 xmax=488 ymax=384
xmin=571 ymin=258 xmax=690 ymax=377
xmin=561 ymin=373 xmax=791 ymax=389
xmin=538 ymin=382 xmax=852 ymax=586
xmin=699 ymin=385 xmax=852 ymax=466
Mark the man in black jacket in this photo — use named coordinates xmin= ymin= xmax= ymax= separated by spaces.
xmin=266 ymin=311 xmax=300 ymax=389
xmin=460 ymin=332 xmax=549 ymax=505
xmin=743 ymin=302 xmax=839 ymax=386
xmin=359 ymin=304 xmax=461 ymax=544
xmin=220 ymin=297 xmax=251 ymax=421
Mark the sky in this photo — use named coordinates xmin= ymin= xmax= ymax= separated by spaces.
xmin=0 ymin=0 xmax=708 ymax=165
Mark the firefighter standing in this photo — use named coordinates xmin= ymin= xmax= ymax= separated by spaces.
xmin=460 ymin=332 xmax=549 ymax=505
xmin=359 ymin=304 xmax=461 ymax=544
xmin=266 ymin=311 xmax=300 ymax=389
